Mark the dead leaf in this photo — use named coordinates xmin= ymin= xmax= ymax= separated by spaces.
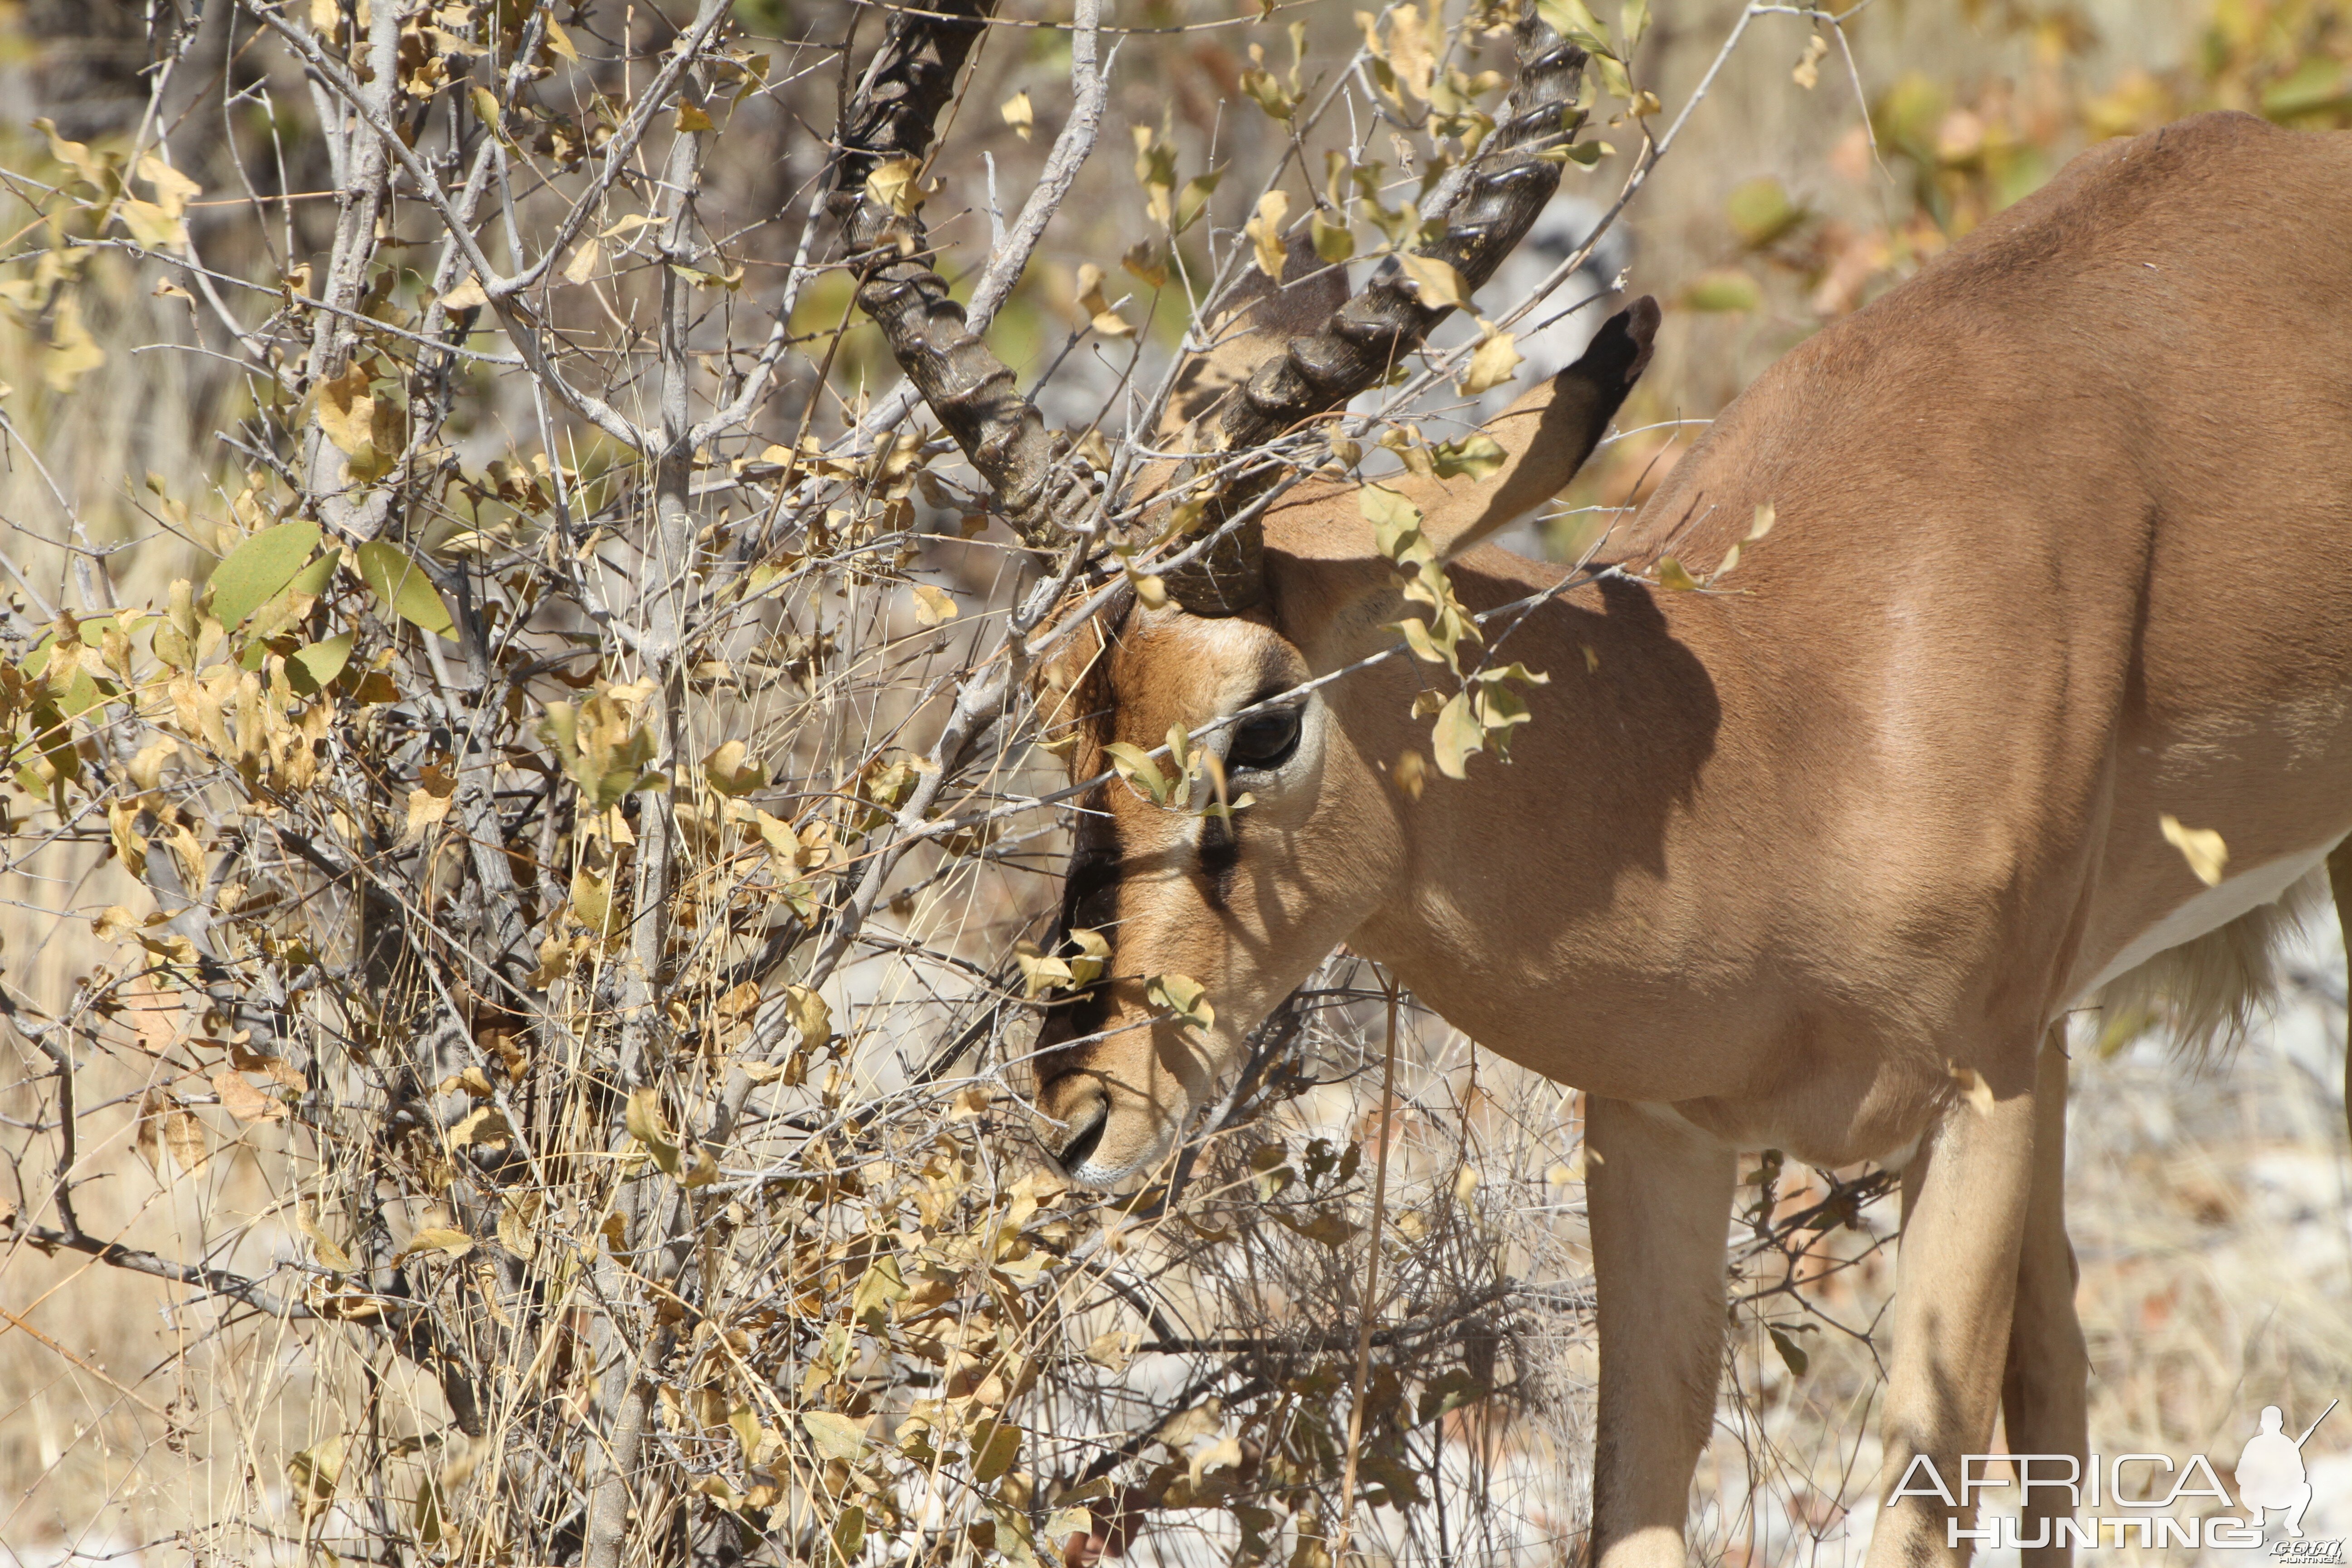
xmin=2159 ymin=813 xmax=2227 ymax=887
xmin=230 ymin=1041 xmax=306 ymax=1092
xmin=214 ymin=1069 xmax=286 ymax=1123
xmin=395 ymin=1226 xmax=476 ymax=1263
xmin=315 ymin=363 xmax=377 ymax=457
xmin=1000 ymin=89 xmax=1034 ymax=140
xmin=911 ymin=583 xmax=959 ymax=626
xmin=1398 ymin=252 xmax=1468 ymax=310
xmin=1246 ymin=191 xmax=1290 ymax=279
xmin=562 ymin=238 xmax=601 ymax=285
xmin=403 ymin=785 xmax=455 ymax=845
xmin=1459 ymin=328 xmax=1522 ymax=395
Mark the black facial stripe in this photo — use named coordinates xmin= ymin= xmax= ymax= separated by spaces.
xmin=1199 ymin=808 xmax=1239 ymax=910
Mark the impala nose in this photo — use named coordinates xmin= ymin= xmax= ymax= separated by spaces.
xmin=1049 ymin=1088 xmax=1111 ymax=1180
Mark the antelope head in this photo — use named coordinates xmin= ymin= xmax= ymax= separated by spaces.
xmin=820 ymin=0 xmax=1631 ymax=1183
xmin=1030 ymin=299 xmax=1658 ymax=1184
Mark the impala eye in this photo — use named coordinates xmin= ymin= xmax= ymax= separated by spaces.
xmin=1228 ymin=708 xmax=1303 ymax=771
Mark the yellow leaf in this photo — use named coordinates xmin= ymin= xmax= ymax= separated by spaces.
xmin=911 ymin=583 xmax=959 ymax=626
xmin=703 ymin=739 xmax=768 ymax=797
xmin=802 ymin=1411 xmax=869 ymax=1461
xmin=1655 ymin=557 xmax=1702 ymax=592
xmin=676 ymin=101 xmax=715 ymax=133
xmin=300 ymin=1208 xmax=355 ymax=1272
xmin=91 ymin=905 xmax=141 ymax=943
xmin=562 ymin=237 xmax=601 ymax=285
xmin=403 ymin=785 xmax=455 ymax=844
xmin=44 ymin=296 xmax=104 ymax=394
xmin=1246 ymin=191 xmax=1290 ymax=279
xmin=625 ymin=1086 xmax=681 ymax=1175
xmin=783 ymin=984 xmax=831 ymax=1049
xmin=288 ymin=1434 xmax=346 ymax=1520
xmin=396 ymin=1226 xmax=475 ymax=1262
xmin=440 ymin=275 xmax=489 ymax=311
xmin=1000 ymin=89 xmax=1034 ymax=140
xmin=866 ymin=156 xmax=925 ymax=217
xmin=1073 ymin=261 xmax=1131 ymax=338
xmin=120 ymin=198 xmax=187 ymax=251
xmin=2158 ymin=813 xmax=2228 ymax=887
xmin=1398 ymin=252 xmax=1468 ymax=310
xmin=135 ymin=152 xmax=201 ymax=218
xmin=544 ymin=19 xmax=579 ymax=60
xmin=315 ymin=363 xmax=377 ymax=457
xmin=1459 ymin=328 xmax=1522 ymax=395
xmin=497 ymin=1196 xmax=540 ymax=1260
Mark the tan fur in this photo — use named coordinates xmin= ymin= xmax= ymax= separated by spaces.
xmin=1030 ymin=114 xmax=2352 ymax=1567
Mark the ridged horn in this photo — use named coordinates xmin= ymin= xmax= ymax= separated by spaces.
xmin=825 ymin=0 xmax=1087 ymax=545
xmin=1161 ymin=0 xmax=1589 ymax=615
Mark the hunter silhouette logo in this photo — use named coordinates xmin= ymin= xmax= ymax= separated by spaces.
xmin=2239 ymin=1401 xmax=2335 ymax=1539
xmin=1888 ymin=1396 xmax=2342 ymax=1552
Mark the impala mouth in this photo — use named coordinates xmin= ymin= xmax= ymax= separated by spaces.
xmin=1051 ymin=1095 xmax=1111 ymax=1181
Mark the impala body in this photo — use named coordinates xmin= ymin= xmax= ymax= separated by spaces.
xmin=1032 ymin=112 xmax=2352 ymax=1566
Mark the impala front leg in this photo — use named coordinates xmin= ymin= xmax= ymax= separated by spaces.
xmin=1587 ymin=1096 xmax=1738 ymax=1568
xmin=2003 ymin=1032 xmax=2087 ymax=1568
xmin=1871 ymin=1050 xmax=2040 ymax=1568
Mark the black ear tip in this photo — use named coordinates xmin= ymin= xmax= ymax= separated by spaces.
xmin=1609 ymin=295 xmax=1661 ymax=381
xmin=1568 ymin=295 xmax=1661 ymax=392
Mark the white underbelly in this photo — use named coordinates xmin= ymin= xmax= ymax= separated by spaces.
xmin=2076 ymin=835 xmax=2344 ymax=1000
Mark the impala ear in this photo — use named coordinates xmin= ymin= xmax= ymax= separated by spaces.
xmin=1419 ymin=295 xmax=1659 ymax=559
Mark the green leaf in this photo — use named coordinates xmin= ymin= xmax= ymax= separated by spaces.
xmin=1360 ymin=484 xmax=1426 ymax=560
xmin=831 ymin=1504 xmax=867 ymax=1564
xmin=1102 ymin=742 xmax=1171 ymax=805
xmin=1680 ymin=269 xmax=1761 ymax=314
xmin=287 ymin=633 xmax=353 ymax=696
xmin=356 ymin=539 xmax=456 ymax=637
xmin=1432 ymin=434 xmax=1506 ymax=481
xmin=287 ymin=546 xmax=342 ymax=598
xmin=210 ymin=521 xmax=321 ymax=631
xmin=1533 ymin=0 xmax=1614 ymax=55
xmin=1768 ymin=1324 xmax=1811 ymax=1377
xmin=1146 ymin=972 xmax=1215 ymax=1032
xmin=1311 ymin=211 xmax=1355 ymax=263
xmin=1725 ymin=176 xmax=1806 ymax=249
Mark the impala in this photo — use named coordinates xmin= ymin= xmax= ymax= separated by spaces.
xmin=823 ymin=5 xmax=2352 ymax=1562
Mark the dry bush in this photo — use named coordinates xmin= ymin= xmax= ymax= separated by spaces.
xmin=0 ymin=3 xmax=2347 ymax=1568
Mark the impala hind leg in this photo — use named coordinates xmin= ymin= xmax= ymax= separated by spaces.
xmin=1868 ymin=1053 xmax=2040 ymax=1568
xmin=2001 ymin=1031 xmax=2088 ymax=1568
xmin=2328 ymin=839 xmax=2352 ymax=1150
xmin=1587 ymin=1096 xmax=1739 ymax=1568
